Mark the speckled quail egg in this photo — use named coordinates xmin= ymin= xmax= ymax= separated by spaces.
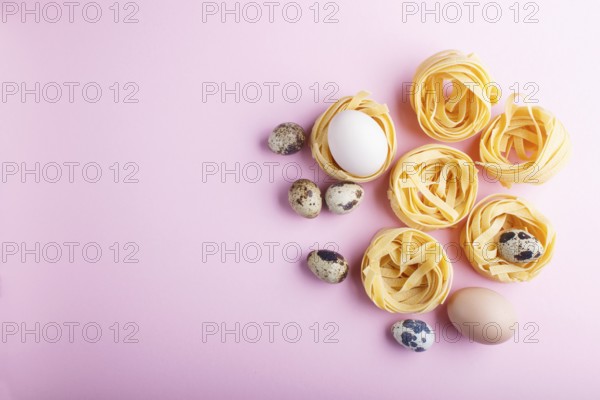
xmin=288 ymin=179 xmax=322 ymax=218
xmin=268 ymin=122 xmax=306 ymax=155
xmin=497 ymin=229 xmax=544 ymax=263
xmin=391 ymin=320 xmax=435 ymax=352
xmin=325 ymin=181 xmax=364 ymax=214
xmin=307 ymin=250 xmax=349 ymax=283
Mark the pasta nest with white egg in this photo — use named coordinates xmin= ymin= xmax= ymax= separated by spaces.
xmin=478 ymin=94 xmax=572 ymax=188
xmin=310 ymin=91 xmax=396 ymax=183
xmin=361 ymin=228 xmax=453 ymax=314
xmin=460 ymin=194 xmax=555 ymax=283
xmin=388 ymin=144 xmax=478 ymax=231
xmin=411 ymin=50 xmax=499 ymax=142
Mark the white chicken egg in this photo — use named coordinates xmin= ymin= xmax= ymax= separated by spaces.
xmin=327 ymin=110 xmax=388 ymax=177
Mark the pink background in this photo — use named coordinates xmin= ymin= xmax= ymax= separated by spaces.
xmin=1 ymin=0 xmax=599 ymax=398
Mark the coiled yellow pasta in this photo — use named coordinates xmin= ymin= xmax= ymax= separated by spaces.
xmin=411 ymin=50 xmax=499 ymax=142
xmin=310 ymin=91 xmax=396 ymax=182
xmin=361 ymin=228 xmax=453 ymax=313
xmin=460 ymin=194 xmax=555 ymax=283
xmin=478 ymin=94 xmax=572 ymax=188
xmin=388 ymin=144 xmax=478 ymax=231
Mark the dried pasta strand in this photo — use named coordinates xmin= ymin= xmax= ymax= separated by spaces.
xmin=460 ymin=194 xmax=556 ymax=283
xmin=310 ymin=91 xmax=396 ymax=183
xmin=361 ymin=228 xmax=453 ymax=313
xmin=478 ymin=94 xmax=572 ymax=188
xmin=388 ymin=144 xmax=478 ymax=231
xmin=411 ymin=50 xmax=499 ymax=142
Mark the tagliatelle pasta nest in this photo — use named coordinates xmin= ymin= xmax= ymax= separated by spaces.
xmin=388 ymin=144 xmax=478 ymax=231
xmin=478 ymin=94 xmax=572 ymax=188
xmin=460 ymin=194 xmax=555 ymax=283
xmin=410 ymin=50 xmax=499 ymax=142
xmin=361 ymin=228 xmax=453 ymax=313
xmin=310 ymin=91 xmax=396 ymax=182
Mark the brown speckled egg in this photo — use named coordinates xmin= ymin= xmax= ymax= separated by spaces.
xmin=307 ymin=250 xmax=349 ymax=283
xmin=268 ymin=123 xmax=306 ymax=155
xmin=288 ymin=179 xmax=321 ymax=218
xmin=497 ymin=229 xmax=544 ymax=263
xmin=325 ymin=181 xmax=364 ymax=214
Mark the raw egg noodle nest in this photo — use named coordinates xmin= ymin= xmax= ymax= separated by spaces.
xmin=388 ymin=144 xmax=478 ymax=231
xmin=361 ymin=228 xmax=453 ymax=313
xmin=411 ymin=50 xmax=499 ymax=142
xmin=460 ymin=194 xmax=555 ymax=283
xmin=478 ymin=94 xmax=572 ymax=188
xmin=310 ymin=91 xmax=396 ymax=183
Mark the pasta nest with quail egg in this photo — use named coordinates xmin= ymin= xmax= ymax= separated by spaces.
xmin=460 ymin=194 xmax=556 ymax=283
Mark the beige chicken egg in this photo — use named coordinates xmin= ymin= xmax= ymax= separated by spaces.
xmin=447 ymin=287 xmax=517 ymax=345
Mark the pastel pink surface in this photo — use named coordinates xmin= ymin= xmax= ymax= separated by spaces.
xmin=0 ymin=0 xmax=598 ymax=399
